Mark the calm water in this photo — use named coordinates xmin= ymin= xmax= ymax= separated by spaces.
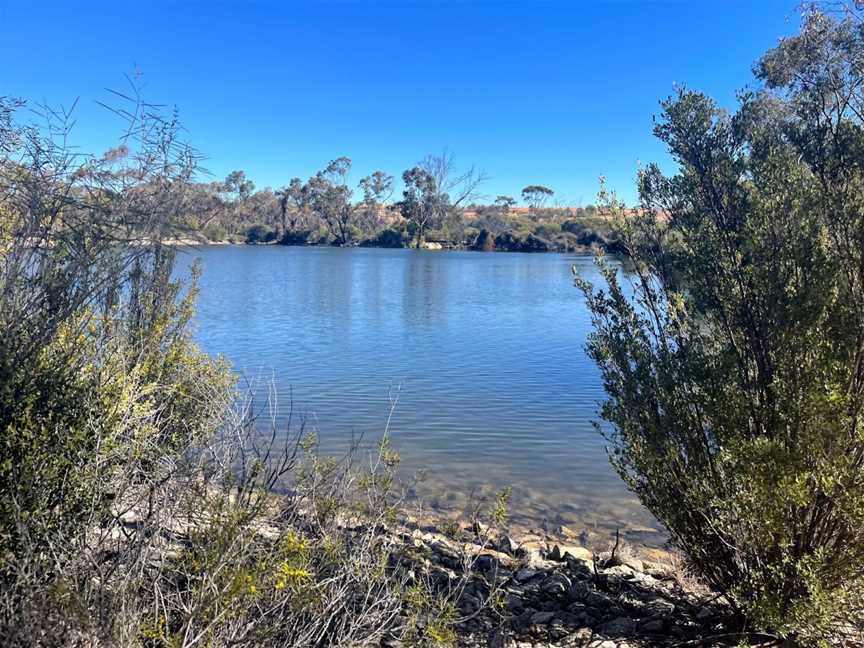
xmin=177 ymin=245 xmax=662 ymax=546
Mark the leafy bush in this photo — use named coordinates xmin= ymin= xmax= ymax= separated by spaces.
xmin=203 ymin=223 xmax=229 ymax=242
xmin=533 ymin=222 xmax=561 ymax=238
xmin=280 ymin=229 xmax=312 ymax=246
xmin=245 ymin=223 xmax=277 ymax=243
xmin=577 ymin=10 xmax=864 ymax=641
xmin=364 ymin=227 xmax=409 ymax=248
xmin=0 ymin=93 xmax=494 ymax=648
xmin=562 ymin=220 xmax=601 ymax=246
xmin=0 ymin=92 xmax=230 ymax=559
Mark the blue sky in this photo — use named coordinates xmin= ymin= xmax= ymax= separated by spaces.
xmin=1 ymin=1 xmax=799 ymax=205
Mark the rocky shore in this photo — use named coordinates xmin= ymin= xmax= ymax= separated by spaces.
xmin=387 ymin=518 xmax=735 ymax=648
xmin=107 ymin=489 xmax=814 ymax=647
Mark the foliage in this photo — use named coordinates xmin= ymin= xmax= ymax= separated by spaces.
xmin=0 ymin=89 xmax=230 ymax=559
xmin=135 ymin=142 xmax=622 ymax=253
xmin=472 ymin=228 xmax=496 ymax=251
xmin=306 ymin=157 xmax=356 ymax=246
xmin=399 ymin=166 xmax=447 ymax=248
xmin=365 ymin=226 xmax=410 ymax=248
xmin=521 ymin=184 xmax=554 ymax=212
xmin=0 ymin=92 xmax=499 ymax=647
xmin=577 ymin=8 xmax=864 ymax=641
xmin=246 ymin=222 xmax=278 ymax=243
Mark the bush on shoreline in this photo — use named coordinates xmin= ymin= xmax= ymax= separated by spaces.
xmin=0 ymin=92 xmax=512 ymax=648
xmin=578 ymin=9 xmax=864 ymax=642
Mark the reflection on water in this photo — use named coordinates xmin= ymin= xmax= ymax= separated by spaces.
xmin=176 ymin=245 xmax=664 ymax=547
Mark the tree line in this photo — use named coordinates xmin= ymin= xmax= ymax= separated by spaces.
xmin=179 ymin=154 xmax=617 ymax=252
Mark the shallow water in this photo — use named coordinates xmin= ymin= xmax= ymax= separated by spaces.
xmin=176 ymin=245 xmax=663 ymax=547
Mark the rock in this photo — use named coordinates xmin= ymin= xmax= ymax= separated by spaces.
xmin=466 ymin=545 xmax=517 ymax=569
xmin=529 ymin=611 xmax=556 ymax=625
xmin=472 ymin=229 xmax=496 ymax=252
xmin=629 ymin=571 xmax=659 ymax=587
xmin=555 ymin=524 xmax=579 ymax=539
xmin=474 ymin=553 xmax=498 ymax=572
xmin=646 ymin=567 xmax=671 ymax=580
xmin=644 ymin=600 xmax=675 ymax=617
xmin=585 ymin=590 xmax=615 ymax=609
xmin=118 ymin=510 xmax=145 ymax=526
xmin=639 ymin=617 xmax=666 ymax=633
xmin=514 ymin=568 xmax=538 ymax=583
xmin=605 ymin=553 xmax=642 ymax=571
xmin=495 ymin=534 xmax=519 ymax=555
xmin=569 ymin=627 xmax=593 ymax=642
xmin=506 ymin=595 xmax=525 ymax=615
xmin=514 ymin=610 xmax=536 ymax=630
xmin=598 ymin=616 xmax=636 ymax=635
xmin=540 ymin=573 xmax=572 ymax=597
xmin=603 ymin=564 xmax=635 ymax=579
xmin=567 ymin=581 xmax=591 ymax=603
xmin=549 ymin=543 xmax=592 ymax=562
xmin=517 ymin=538 xmax=548 ymax=559
xmin=528 ymin=556 xmax=558 ymax=571
xmin=548 ymin=617 xmax=570 ymax=640
xmin=643 ymin=560 xmax=673 ymax=580
xmin=695 ymin=605 xmax=714 ymax=621
xmin=430 ymin=565 xmax=458 ymax=587
xmin=458 ymin=592 xmax=482 ymax=614
xmin=572 ymin=611 xmax=597 ymax=628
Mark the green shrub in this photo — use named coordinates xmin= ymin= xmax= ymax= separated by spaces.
xmin=364 ymin=227 xmax=409 ymax=248
xmin=203 ymin=223 xmax=229 ymax=242
xmin=533 ymin=222 xmax=561 ymax=238
xmin=577 ymin=10 xmax=864 ymax=641
xmin=280 ymin=229 xmax=312 ymax=246
xmin=245 ymin=223 xmax=277 ymax=243
xmin=0 ymin=92 xmax=492 ymax=648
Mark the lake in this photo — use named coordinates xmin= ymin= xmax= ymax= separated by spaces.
xmin=177 ymin=245 xmax=662 ymax=547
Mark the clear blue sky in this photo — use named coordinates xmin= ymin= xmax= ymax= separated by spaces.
xmin=0 ymin=1 xmax=799 ymax=205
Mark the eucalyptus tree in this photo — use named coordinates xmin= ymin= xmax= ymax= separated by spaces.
xmin=276 ymin=177 xmax=308 ymax=234
xmin=577 ymin=8 xmax=864 ymax=640
xmin=357 ymin=170 xmax=393 ymax=232
xmin=521 ymin=185 xmax=553 ymax=211
xmin=223 ymin=170 xmax=255 ymax=204
xmin=307 ymin=157 xmax=355 ymax=245
xmin=221 ymin=170 xmax=256 ymax=233
xmin=400 ymin=151 xmax=486 ymax=247
xmin=399 ymin=167 xmax=440 ymax=248
xmin=494 ymin=195 xmax=516 ymax=214
xmin=275 ymin=186 xmax=290 ymax=235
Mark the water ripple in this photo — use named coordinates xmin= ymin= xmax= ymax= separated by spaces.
xmin=176 ymin=246 xmax=662 ymax=545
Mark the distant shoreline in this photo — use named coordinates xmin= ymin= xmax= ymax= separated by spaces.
xmin=162 ymin=237 xmax=611 ymax=256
